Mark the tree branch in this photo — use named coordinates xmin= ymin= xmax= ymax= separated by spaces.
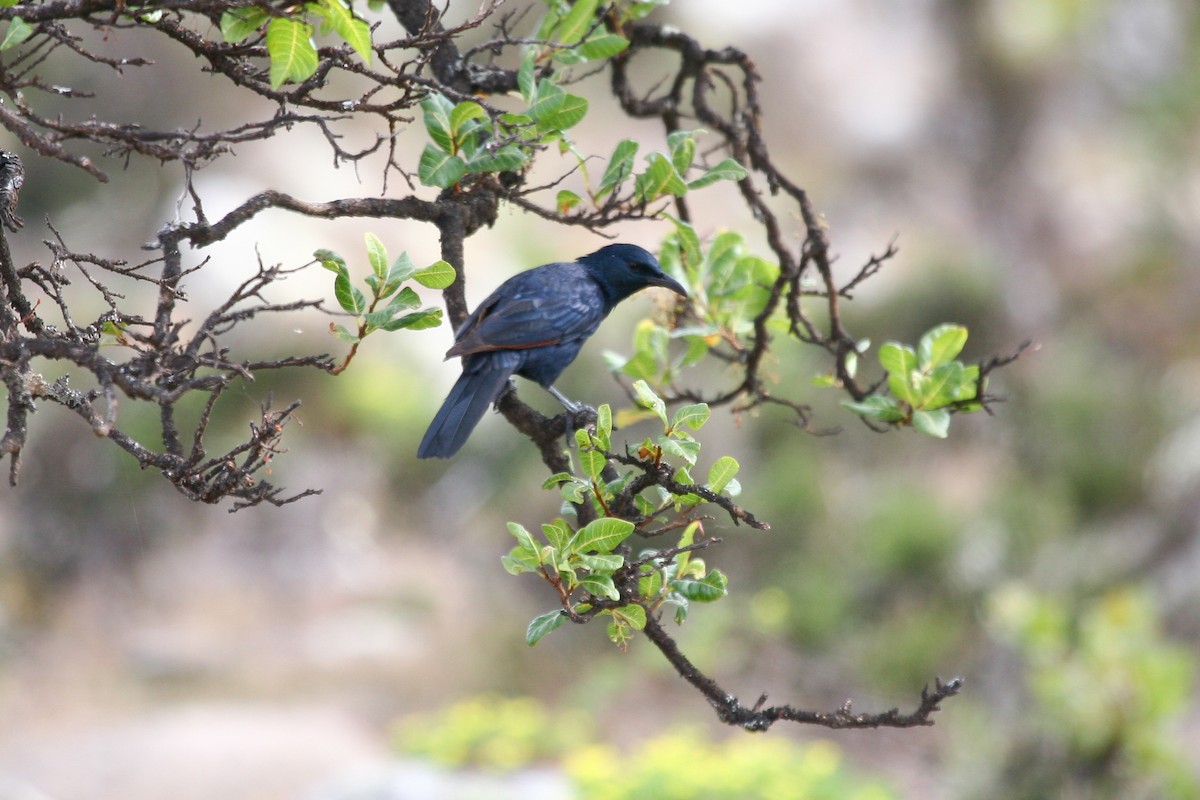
xmin=643 ymin=614 xmax=962 ymax=730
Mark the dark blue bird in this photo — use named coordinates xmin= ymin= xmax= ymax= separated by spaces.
xmin=417 ymin=243 xmax=687 ymax=459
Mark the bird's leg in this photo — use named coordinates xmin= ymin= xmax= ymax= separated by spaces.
xmin=547 ymin=385 xmax=595 ymax=450
xmin=547 ymin=385 xmax=582 ymax=413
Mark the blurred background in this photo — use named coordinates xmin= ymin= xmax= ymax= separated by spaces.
xmin=1 ymin=1 xmax=1199 ymax=798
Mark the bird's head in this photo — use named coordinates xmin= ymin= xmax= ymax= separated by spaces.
xmin=581 ymin=243 xmax=688 ymax=305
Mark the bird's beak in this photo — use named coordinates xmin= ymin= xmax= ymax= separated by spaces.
xmin=654 ymin=273 xmax=688 ymax=298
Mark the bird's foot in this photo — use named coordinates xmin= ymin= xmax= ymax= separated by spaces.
xmin=547 ymin=385 xmax=582 ymax=413
xmin=547 ymin=385 xmax=594 ymax=446
xmin=562 ymin=404 xmax=599 ymax=451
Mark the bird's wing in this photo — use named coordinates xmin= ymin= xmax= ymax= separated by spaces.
xmin=447 ymin=265 xmax=603 ymax=358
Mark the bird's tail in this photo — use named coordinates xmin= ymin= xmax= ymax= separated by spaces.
xmin=417 ymin=360 xmax=515 ymax=459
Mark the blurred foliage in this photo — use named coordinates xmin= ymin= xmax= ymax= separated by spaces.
xmin=568 ymin=732 xmax=896 ymax=800
xmin=392 ymin=694 xmax=590 ymax=770
xmin=987 ymin=585 xmax=1198 ymax=799
xmin=393 ymin=694 xmax=898 ymax=800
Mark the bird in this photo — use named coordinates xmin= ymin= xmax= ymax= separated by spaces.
xmin=417 ymin=243 xmax=687 ymax=459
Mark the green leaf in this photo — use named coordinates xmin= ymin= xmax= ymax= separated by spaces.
xmin=381 ymin=308 xmax=443 ymax=331
xmin=364 ymin=232 xmax=388 ymax=280
xmin=671 ymin=403 xmax=710 ymax=432
xmin=413 ymin=259 xmax=456 ymax=289
xmin=707 ymin=456 xmax=739 ymax=495
xmin=598 ymin=139 xmax=638 ymax=198
xmin=611 ymin=350 xmax=653 ymax=383
xmin=384 ymin=251 xmax=417 ymax=286
xmin=575 ymin=33 xmax=629 ymax=61
xmin=672 ymin=569 xmax=728 ymax=602
xmin=560 ymin=480 xmax=586 ymax=504
xmin=555 ymin=0 xmax=600 ymax=45
xmin=912 ymin=408 xmax=951 ymax=438
xmin=502 ymin=545 xmax=540 ymax=575
xmin=952 ymin=364 xmax=985 ymax=409
xmin=266 ymin=16 xmax=318 ymax=89
xmin=526 ymin=610 xmax=567 ymax=646
xmin=542 ymin=519 xmax=574 ymax=551
xmin=613 ymin=603 xmax=647 ymax=631
xmin=843 ymin=395 xmax=906 ymax=423
xmin=330 ymin=323 xmax=359 ymax=343
xmin=528 ymin=84 xmax=589 ymax=130
xmin=580 ymin=574 xmax=619 ymax=601
xmin=571 ymin=517 xmax=635 ymax=554
xmin=362 ymin=310 xmax=392 ymax=331
xmin=578 ymin=575 xmax=619 ymax=599
xmin=333 ymin=272 xmax=366 ymax=314
xmin=635 ymin=152 xmax=688 ymax=202
xmin=618 ymin=0 xmax=669 ymax=23
xmin=680 ymin=336 xmax=710 ymax=368
xmin=579 ymin=442 xmax=606 ymax=481
xmin=595 ymin=404 xmax=612 ymax=449
xmin=578 ymin=553 xmax=624 ymax=572
xmin=385 ymin=286 xmax=421 ymax=312
xmin=418 ymin=144 xmax=466 ymax=188
xmin=507 ymin=521 xmax=539 ymax=554
xmin=667 ymin=130 xmax=697 ymax=174
xmin=542 ymin=552 xmax=564 ymax=583
xmin=541 ymin=473 xmax=573 ymax=489
xmin=517 ymin=49 xmax=537 ymax=104
xmin=705 ymin=231 xmax=742 ymax=287
xmin=919 ymin=362 xmax=965 ymax=409
xmin=686 ymin=157 xmax=748 ymax=189
xmin=638 ymin=569 xmax=663 ymax=599
xmin=845 ymin=349 xmax=860 ymax=380
xmin=879 ymin=342 xmax=918 ymax=405
xmin=633 ymin=320 xmax=669 ymax=363
xmin=673 ymin=521 xmax=698 ymax=580
xmin=607 ymin=618 xmax=634 ymax=648
xmin=449 ymin=100 xmax=487 ymax=142
xmin=315 ymin=0 xmax=371 ymax=62
xmin=664 ymin=214 xmax=702 ymax=271
xmin=632 ymin=380 xmax=668 ymax=426
xmin=219 ymin=7 xmax=267 ymax=43
xmin=464 ymin=144 xmax=529 ymax=174
xmin=879 ymin=341 xmax=917 ymax=378
xmin=918 ymin=324 xmax=968 ymax=369
xmin=314 ymin=248 xmax=347 ymax=274
xmin=420 ymin=94 xmax=455 ymax=152
xmin=658 ymin=436 xmax=701 ymax=466
xmin=526 ymin=81 xmax=563 ymax=118
xmin=0 ymin=16 xmax=29 ymax=50
xmin=556 ymin=190 xmax=581 ymax=214
xmin=422 ymin=92 xmax=458 ymax=152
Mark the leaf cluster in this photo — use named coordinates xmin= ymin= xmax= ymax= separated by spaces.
xmin=417 ymin=75 xmax=747 ymax=202
xmin=606 ymin=229 xmax=773 ymax=387
xmin=837 ymin=324 xmax=983 ymax=438
xmin=220 ymin=1 xmax=373 ymax=89
xmin=506 ymin=382 xmax=747 ymax=649
xmin=315 ymin=233 xmax=454 ymax=373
